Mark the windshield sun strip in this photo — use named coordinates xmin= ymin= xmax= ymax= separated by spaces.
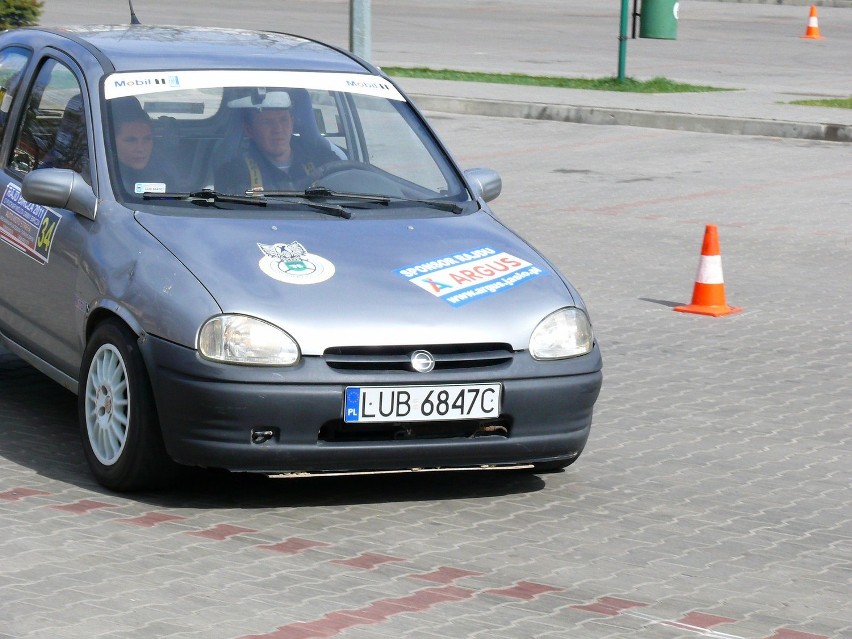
xmin=104 ymin=70 xmax=406 ymax=103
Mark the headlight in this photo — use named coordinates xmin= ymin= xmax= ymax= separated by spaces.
xmin=198 ymin=315 xmax=300 ymax=366
xmin=529 ymin=307 xmax=593 ymax=360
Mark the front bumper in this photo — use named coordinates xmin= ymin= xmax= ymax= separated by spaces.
xmin=140 ymin=335 xmax=603 ymax=473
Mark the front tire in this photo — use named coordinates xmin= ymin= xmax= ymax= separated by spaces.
xmin=79 ymin=320 xmax=176 ymax=491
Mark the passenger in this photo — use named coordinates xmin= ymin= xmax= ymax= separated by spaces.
xmin=214 ymin=89 xmax=339 ymax=194
xmin=111 ymin=96 xmax=178 ymax=195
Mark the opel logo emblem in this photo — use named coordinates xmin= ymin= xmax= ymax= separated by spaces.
xmin=411 ymin=350 xmax=435 ymax=373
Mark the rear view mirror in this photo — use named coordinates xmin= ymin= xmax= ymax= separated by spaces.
xmin=464 ymin=167 xmax=502 ymax=203
xmin=22 ymin=168 xmax=97 ymax=220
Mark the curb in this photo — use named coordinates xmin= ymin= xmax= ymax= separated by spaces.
xmin=410 ymin=94 xmax=852 ymax=143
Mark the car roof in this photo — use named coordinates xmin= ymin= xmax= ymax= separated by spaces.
xmin=39 ymin=25 xmax=370 ymax=74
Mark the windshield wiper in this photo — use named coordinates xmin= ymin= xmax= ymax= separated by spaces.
xmin=144 ymin=188 xmax=350 ymax=218
xmin=245 ymin=188 xmax=353 ymax=219
xmin=259 ymin=187 xmax=468 ymax=214
xmin=386 ymin=197 xmax=468 ymax=214
xmin=260 ymin=187 xmax=388 ymax=206
xmin=143 ymin=189 xmax=267 ymax=207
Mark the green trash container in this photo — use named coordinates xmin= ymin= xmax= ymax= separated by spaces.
xmin=639 ymin=0 xmax=679 ymax=40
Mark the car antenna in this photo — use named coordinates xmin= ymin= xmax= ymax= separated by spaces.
xmin=129 ymin=0 xmax=141 ymax=25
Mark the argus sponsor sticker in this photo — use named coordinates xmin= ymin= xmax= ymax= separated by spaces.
xmin=397 ymin=247 xmax=546 ymax=307
xmin=0 ymin=183 xmax=61 ymax=265
xmin=258 ymin=240 xmax=335 ymax=285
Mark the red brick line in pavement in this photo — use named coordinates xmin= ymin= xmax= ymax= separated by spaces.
xmin=0 ymin=489 xmax=833 ymax=639
xmin=186 ymin=523 xmax=258 ymax=540
xmin=239 ymin=583 xmax=831 ymax=639
xmin=570 ymin=595 xmax=648 ymax=616
xmin=331 ymin=552 xmax=406 ymax=569
xmin=50 ymin=499 xmax=116 ymax=513
xmin=0 ymin=487 xmax=50 ymax=501
xmin=258 ymin=538 xmax=332 ymax=554
xmin=410 ymin=566 xmax=483 ymax=584
xmin=666 ymin=611 xmax=738 ymax=631
xmin=486 ymin=580 xmax=564 ymax=600
xmin=764 ymin=631 xmax=831 ymax=639
xmin=116 ymin=512 xmax=188 ymax=527
xmin=241 ymin=585 xmax=477 ymax=639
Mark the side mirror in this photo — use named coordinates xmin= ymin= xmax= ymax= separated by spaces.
xmin=463 ymin=167 xmax=502 ymax=203
xmin=22 ymin=168 xmax=97 ymax=220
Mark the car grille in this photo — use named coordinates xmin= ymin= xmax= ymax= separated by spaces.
xmin=322 ymin=343 xmax=514 ymax=372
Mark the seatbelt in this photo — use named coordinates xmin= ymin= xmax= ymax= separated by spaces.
xmin=245 ymin=153 xmax=315 ymax=189
xmin=245 ymin=155 xmax=263 ymax=190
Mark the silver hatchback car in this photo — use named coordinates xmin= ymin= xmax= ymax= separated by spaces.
xmin=0 ymin=25 xmax=602 ymax=490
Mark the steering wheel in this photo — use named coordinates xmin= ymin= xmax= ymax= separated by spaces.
xmin=311 ymin=160 xmax=385 ymax=181
xmin=310 ymin=160 xmax=414 ymax=198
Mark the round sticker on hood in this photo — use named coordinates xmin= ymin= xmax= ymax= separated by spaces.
xmin=258 ymin=241 xmax=335 ymax=285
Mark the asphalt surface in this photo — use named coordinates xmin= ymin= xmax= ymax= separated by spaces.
xmin=3 ymin=2 xmax=851 ymax=639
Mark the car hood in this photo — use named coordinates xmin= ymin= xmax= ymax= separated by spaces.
xmin=135 ymin=210 xmax=576 ymax=354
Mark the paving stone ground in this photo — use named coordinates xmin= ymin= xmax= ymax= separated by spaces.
xmin=2 ymin=116 xmax=850 ymax=638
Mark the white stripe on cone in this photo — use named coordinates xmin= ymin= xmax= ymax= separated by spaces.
xmin=695 ymin=254 xmax=724 ymax=284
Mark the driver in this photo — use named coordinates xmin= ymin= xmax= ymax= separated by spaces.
xmin=214 ymin=89 xmax=339 ymax=194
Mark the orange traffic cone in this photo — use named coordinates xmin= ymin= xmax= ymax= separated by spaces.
xmin=674 ymin=225 xmax=742 ymax=317
xmin=801 ymin=5 xmax=825 ymax=40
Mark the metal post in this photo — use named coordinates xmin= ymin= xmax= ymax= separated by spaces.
xmin=349 ymin=0 xmax=372 ymax=62
xmin=618 ymin=0 xmax=629 ymax=81
xmin=632 ymin=0 xmax=640 ymax=39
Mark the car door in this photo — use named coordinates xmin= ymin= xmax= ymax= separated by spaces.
xmin=0 ymin=52 xmax=95 ymax=381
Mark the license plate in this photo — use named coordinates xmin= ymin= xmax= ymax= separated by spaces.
xmin=344 ymin=384 xmax=501 ymax=423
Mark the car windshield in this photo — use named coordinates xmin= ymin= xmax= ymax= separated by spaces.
xmin=102 ymin=70 xmax=468 ymax=209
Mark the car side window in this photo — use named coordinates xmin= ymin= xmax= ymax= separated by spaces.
xmin=0 ymin=47 xmax=30 ymax=142
xmin=10 ymin=58 xmax=91 ymax=184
